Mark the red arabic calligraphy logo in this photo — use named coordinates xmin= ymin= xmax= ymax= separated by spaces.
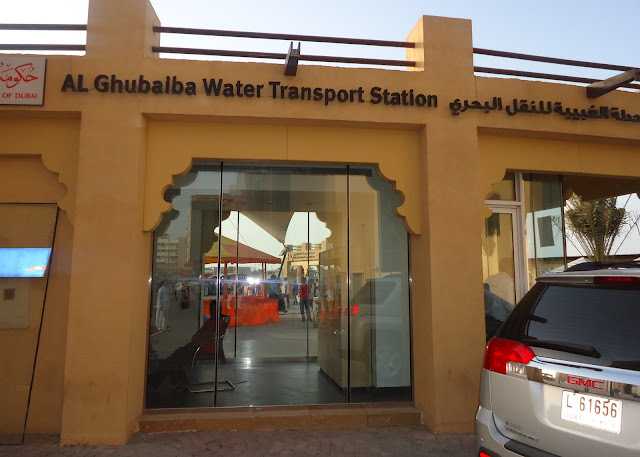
xmin=0 ymin=62 xmax=39 ymax=89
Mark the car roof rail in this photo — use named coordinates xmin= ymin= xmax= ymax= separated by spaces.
xmin=566 ymin=260 xmax=640 ymax=272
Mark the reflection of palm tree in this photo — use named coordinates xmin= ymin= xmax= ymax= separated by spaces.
xmin=565 ymin=194 xmax=632 ymax=262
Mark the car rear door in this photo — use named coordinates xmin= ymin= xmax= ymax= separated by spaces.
xmin=489 ymin=281 xmax=640 ymax=457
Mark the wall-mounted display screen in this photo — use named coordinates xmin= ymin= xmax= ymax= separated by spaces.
xmin=0 ymin=248 xmax=51 ymax=277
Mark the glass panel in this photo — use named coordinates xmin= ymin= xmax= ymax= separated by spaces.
xmin=147 ymin=163 xmax=412 ymax=408
xmin=146 ymin=164 xmax=222 ymax=409
xmin=486 ymin=172 xmax=516 ymax=201
xmin=482 ymin=212 xmax=517 ymax=341
xmin=218 ymin=164 xmax=348 ymax=406
xmin=524 ymin=174 xmax=565 ymax=287
xmin=0 ymin=204 xmax=57 ymax=444
xmin=348 ymin=167 xmax=411 ymax=402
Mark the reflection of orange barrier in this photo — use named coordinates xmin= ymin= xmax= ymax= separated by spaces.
xmin=204 ymin=297 xmax=279 ymax=327
xmin=319 ymin=299 xmax=342 ymax=323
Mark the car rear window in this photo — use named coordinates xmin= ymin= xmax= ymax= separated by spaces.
xmin=500 ymin=284 xmax=640 ymax=371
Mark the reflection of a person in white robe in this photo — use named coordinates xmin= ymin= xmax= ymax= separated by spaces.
xmin=156 ymin=281 xmax=171 ymax=330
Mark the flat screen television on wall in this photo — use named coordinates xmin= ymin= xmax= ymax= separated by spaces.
xmin=0 ymin=248 xmax=51 ymax=277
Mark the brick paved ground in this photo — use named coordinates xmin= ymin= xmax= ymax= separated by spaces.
xmin=0 ymin=426 xmax=475 ymax=457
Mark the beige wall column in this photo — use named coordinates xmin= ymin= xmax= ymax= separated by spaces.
xmin=60 ymin=0 xmax=158 ymax=445
xmin=407 ymin=16 xmax=486 ymax=434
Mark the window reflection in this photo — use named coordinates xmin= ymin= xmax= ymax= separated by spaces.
xmin=482 ymin=172 xmax=566 ymax=340
xmin=482 ymin=212 xmax=516 ymax=341
xmin=349 ymin=167 xmax=411 ymax=402
xmin=524 ymin=174 xmax=564 ymax=286
xmin=146 ymin=163 xmax=412 ymax=409
xmin=486 ymin=171 xmax=516 ymax=201
xmin=0 ymin=204 xmax=58 ymax=444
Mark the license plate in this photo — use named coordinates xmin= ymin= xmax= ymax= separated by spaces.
xmin=561 ymin=391 xmax=622 ymax=434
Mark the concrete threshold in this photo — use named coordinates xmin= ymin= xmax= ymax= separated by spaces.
xmin=139 ymin=403 xmax=421 ymax=433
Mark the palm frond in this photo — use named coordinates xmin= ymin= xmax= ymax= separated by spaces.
xmin=565 ymin=193 xmax=630 ymax=262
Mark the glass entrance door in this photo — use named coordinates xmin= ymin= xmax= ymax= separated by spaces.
xmin=146 ymin=162 xmax=411 ymax=409
xmin=214 ymin=164 xmax=349 ymax=406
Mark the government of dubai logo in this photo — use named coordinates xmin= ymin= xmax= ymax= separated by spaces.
xmin=1 ymin=55 xmax=46 ymax=106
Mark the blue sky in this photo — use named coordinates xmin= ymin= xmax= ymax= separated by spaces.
xmin=2 ymin=0 xmax=638 ymax=81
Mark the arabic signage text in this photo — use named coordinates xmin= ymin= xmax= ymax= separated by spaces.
xmin=450 ymin=97 xmax=640 ymax=123
xmin=1 ymin=56 xmax=46 ymax=106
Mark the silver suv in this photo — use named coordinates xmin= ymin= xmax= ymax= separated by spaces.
xmin=476 ymin=265 xmax=640 ymax=457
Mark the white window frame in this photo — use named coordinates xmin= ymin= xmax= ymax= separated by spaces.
xmin=484 ymin=172 xmax=528 ymax=303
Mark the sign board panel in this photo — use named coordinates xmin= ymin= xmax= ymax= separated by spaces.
xmin=0 ymin=55 xmax=46 ymax=106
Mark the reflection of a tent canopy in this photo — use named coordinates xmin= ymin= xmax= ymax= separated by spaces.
xmin=204 ymin=235 xmax=281 ymax=265
xmin=241 ymin=211 xmax=292 ymax=245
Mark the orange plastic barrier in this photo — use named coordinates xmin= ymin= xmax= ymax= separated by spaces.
xmin=204 ymin=296 xmax=279 ymax=327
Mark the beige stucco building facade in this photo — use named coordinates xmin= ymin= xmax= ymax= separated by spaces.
xmin=1 ymin=0 xmax=639 ymax=445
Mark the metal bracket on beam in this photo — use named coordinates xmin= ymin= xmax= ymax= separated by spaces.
xmin=284 ymin=42 xmax=300 ymax=76
xmin=587 ymin=68 xmax=640 ymax=98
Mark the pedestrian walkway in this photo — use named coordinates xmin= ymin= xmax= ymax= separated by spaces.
xmin=0 ymin=426 xmax=475 ymax=457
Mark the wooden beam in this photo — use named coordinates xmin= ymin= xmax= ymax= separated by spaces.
xmin=587 ymin=68 xmax=640 ymax=98
xmin=284 ymin=42 xmax=300 ymax=76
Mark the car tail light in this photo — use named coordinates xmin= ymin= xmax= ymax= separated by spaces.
xmin=352 ymin=305 xmax=359 ymax=316
xmin=484 ymin=338 xmax=535 ymax=376
xmin=478 ymin=449 xmax=499 ymax=457
xmin=594 ymin=276 xmax=640 ymax=284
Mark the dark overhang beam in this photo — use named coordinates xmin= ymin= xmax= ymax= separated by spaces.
xmin=587 ymin=68 xmax=640 ymax=98
xmin=284 ymin=42 xmax=300 ymax=76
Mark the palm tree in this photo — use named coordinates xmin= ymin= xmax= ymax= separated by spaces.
xmin=564 ymin=194 xmax=629 ymax=262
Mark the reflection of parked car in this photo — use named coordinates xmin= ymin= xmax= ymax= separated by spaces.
xmin=477 ymin=264 xmax=640 ymax=457
xmin=350 ymin=274 xmax=410 ymax=388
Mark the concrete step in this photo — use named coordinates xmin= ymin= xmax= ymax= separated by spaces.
xmin=139 ymin=403 xmax=421 ymax=433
